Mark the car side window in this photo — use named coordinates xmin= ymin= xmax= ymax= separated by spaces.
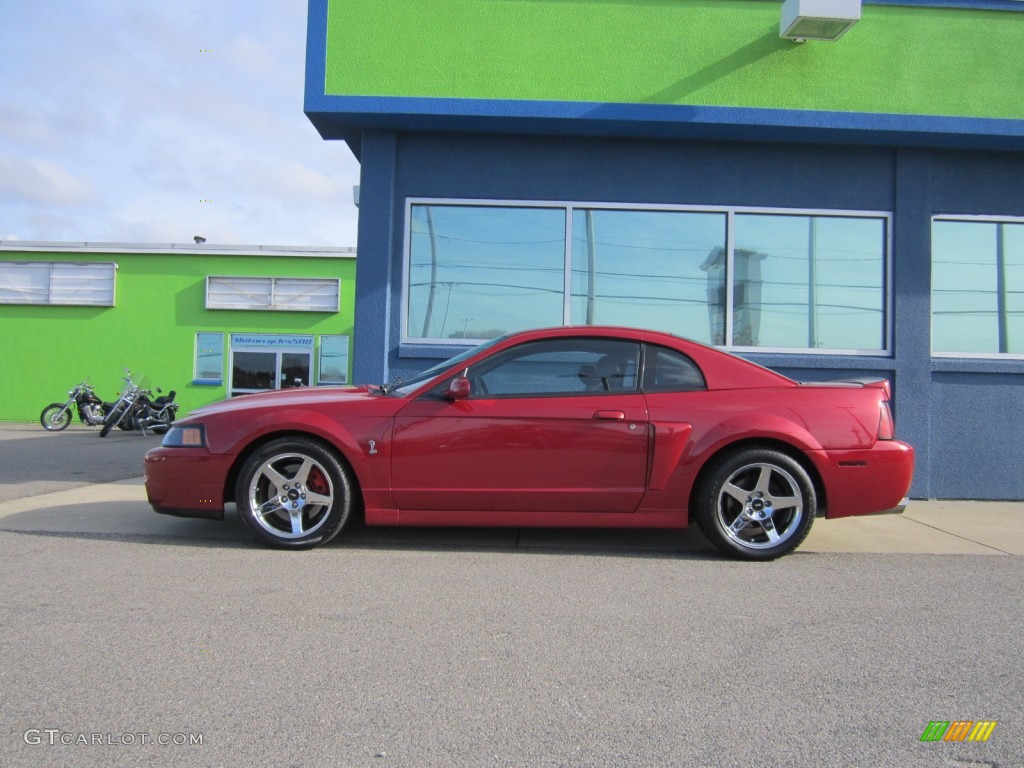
xmin=470 ymin=338 xmax=640 ymax=397
xmin=641 ymin=345 xmax=706 ymax=392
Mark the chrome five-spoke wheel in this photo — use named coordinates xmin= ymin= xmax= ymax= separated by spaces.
xmin=696 ymin=448 xmax=816 ymax=560
xmin=236 ymin=438 xmax=353 ymax=548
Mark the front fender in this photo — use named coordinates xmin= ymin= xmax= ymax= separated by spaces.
xmin=211 ymin=409 xmax=396 ymax=510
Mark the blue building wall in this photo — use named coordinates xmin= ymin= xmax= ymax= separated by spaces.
xmin=351 ymin=129 xmax=1024 ymax=500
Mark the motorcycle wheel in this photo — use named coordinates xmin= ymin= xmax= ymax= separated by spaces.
xmin=151 ymin=409 xmax=177 ymax=434
xmin=99 ymin=403 xmax=126 ymax=438
xmin=40 ymin=404 xmax=72 ymax=431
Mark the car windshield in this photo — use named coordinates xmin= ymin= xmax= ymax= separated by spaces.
xmin=384 ymin=336 xmax=509 ymax=396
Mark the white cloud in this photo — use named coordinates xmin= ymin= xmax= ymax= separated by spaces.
xmin=0 ymin=154 xmax=95 ymax=206
xmin=259 ymin=161 xmax=349 ymax=201
xmin=0 ymin=0 xmax=360 ymax=247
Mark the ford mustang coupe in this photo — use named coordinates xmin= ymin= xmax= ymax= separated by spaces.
xmin=145 ymin=326 xmax=913 ymax=560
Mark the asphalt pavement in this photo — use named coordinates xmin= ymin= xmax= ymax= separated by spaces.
xmin=1 ymin=421 xmax=1022 ymax=768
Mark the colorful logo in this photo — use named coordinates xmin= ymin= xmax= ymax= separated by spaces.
xmin=920 ymin=721 xmax=997 ymax=742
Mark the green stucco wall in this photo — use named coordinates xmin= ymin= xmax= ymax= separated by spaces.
xmin=323 ymin=0 xmax=1024 ymax=119
xmin=1 ymin=249 xmax=356 ymax=422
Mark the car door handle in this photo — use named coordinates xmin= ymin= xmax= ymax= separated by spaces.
xmin=593 ymin=410 xmax=626 ymax=420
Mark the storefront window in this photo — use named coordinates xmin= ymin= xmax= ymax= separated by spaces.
xmin=405 ymin=201 xmax=890 ymax=354
xmin=570 ymin=209 xmax=726 ymax=344
xmin=407 ymin=204 xmax=566 ymax=340
xmin=194 ymin=332 xmax=224 ymax=384
xmin=733 ymin=214 xmax=886 ymax=351
xmin=932 ymin=219 xmax=1024 ymax=356
xmin=319 ymin=335 xmax=350 ymax=384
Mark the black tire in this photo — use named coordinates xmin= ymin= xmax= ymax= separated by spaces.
xmin=235 ymin=437 xmax=354 ymax=549
xmin=694 ymin=448 xmax=816 ymax=561
xmin=99 ymin=402 xmax=126 ymax=438
xmin=40 ymin=404 xmax=72 ymax=431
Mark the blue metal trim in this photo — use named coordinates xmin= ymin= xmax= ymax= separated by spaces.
xmin=304 ymin=0 xmax=329 ymax=117
xmin=931 ymin=357 xmax=1024 ymax=373
xmin=306 ymin=94 xmax=1024 ymax=153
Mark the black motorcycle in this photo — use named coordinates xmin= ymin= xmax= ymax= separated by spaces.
xmin=99 ymin=371 xmax=179 ymax=438
xmin=40 ymin=381 xmax=114 ymax=431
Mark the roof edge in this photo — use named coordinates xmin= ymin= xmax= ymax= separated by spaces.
xmin=0 ymin=242 xmax=357 ymax=258
xmin=306 ymin=97 xmax=1024 ymax=153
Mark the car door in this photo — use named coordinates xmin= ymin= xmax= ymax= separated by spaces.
xmin=391 ymin=338 xmax=649 ymax=514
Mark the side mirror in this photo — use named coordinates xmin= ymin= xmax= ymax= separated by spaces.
xmin=444 ymin=376 xmax=471 ymax=401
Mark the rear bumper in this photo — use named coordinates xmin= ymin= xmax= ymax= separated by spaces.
xmin=812 ymin=440 xmax=915 ymax=519
xmin=872 ymin=496 xmax=909 ymax=516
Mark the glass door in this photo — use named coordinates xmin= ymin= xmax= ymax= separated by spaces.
xmin=231 ymin=350 xmax=311 ymax=397
xmin=281 ymin=353 xmax=311 ymax=389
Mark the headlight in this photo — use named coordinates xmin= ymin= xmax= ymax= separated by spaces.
xmin=161 ymin=424 xmax=206 ymax=448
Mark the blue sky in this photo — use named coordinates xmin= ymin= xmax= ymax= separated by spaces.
xmin=0 ymin=1 xmax=360 ymax=247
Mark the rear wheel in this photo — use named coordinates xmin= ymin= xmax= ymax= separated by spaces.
xmin=695 ymin=448 xmax=816 ymax=561
xmin=40 ymin=404 xmax=72 ymax=431
xmin=149 ymin=408 xmax=176 ymax=435
xmin=235 ymin=438 xmax=354 ymax=549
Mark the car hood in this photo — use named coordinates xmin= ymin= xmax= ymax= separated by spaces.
xmin=188 ymin=386 xmax=381 ymax=418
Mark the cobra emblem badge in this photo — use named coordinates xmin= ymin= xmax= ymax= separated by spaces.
xmin=367 ymin=440 xmax=378 ymax=455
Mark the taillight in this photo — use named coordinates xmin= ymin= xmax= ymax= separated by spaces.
xmin=878 ymin=401 xmax=895 ymax=440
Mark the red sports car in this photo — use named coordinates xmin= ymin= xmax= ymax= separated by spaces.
xmin=144 ymin=326 xmax=913 ymax=560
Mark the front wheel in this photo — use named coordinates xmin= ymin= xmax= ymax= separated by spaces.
xmin=694 ymin=448 xmax=816 ymax=561
xmin=99 ymin=402 xmax=126 ymax=438
xmin=235 ymin=438 xmax=354 ymax=549
xmin=40 ymin=404 xmax=72 ymax=431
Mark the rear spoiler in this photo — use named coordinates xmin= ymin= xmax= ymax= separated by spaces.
xmin=800 ymin=377 xmax=892 ymax=399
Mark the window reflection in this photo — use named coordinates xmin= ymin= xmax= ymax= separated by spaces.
xmin=408 ymin=205 xmax=566 ymax=340
xmin=405 ymin=203 xmax=889 ymax=353
xmin=194 ymin=332 xmax=224 ymax=382
xmin=733 ymin=215 xmax=886 ymax=350
xmin=932 ymin=220 xmax=1023 ymax=355
xmin=569 ymin=209 xmax=726 ymax=344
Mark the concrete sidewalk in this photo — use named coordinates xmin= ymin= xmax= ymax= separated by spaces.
xmin=0 ymin=475 xmax=1020 ymax=555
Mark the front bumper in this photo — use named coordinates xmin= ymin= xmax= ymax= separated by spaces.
xmin=144 ymin=446 xmax=232 ymax=520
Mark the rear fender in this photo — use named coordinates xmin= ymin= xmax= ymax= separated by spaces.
xmin=639 ymin=414 xmax=823 ymax=517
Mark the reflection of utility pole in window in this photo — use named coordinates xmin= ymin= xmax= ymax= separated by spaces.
xmin=808 ymin=217 xmax=819 ymax=348
xmin=439 ymin=282 xmax=456 ymax=338
xmin=422 ymin=206 xmax=439 ymax=337
xmin=997 ymin=223 xmax=1009 ymax=353
xmin=585 ymin=210 xmax=597 ymax=325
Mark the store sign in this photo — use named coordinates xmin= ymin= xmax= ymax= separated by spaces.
xmin=230 ymin=333 xmax=314 ymax=350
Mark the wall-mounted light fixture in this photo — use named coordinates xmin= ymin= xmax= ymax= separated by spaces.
xmin=780 ymin=0 xmax=861 ymax=42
